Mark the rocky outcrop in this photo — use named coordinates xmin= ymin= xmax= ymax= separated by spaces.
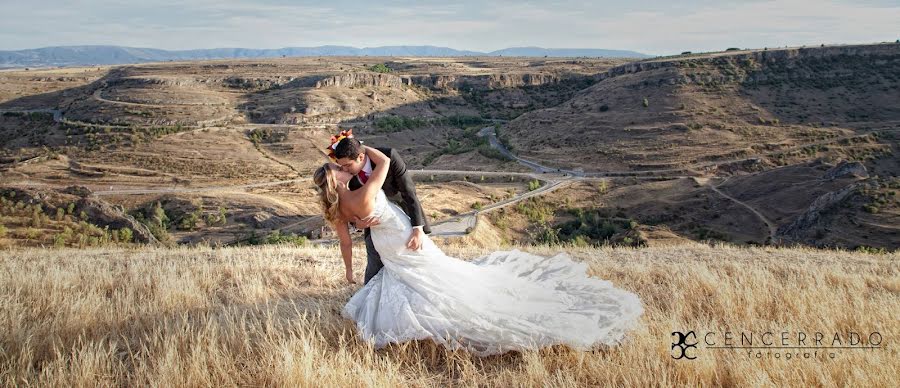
xmin=75 ymin=196 xmax=159 ymax=244
xmin=104 ymin=76 xmax=201 ymax=88
xmin=238 ymin=211 xmax=292 ymax=229
xmin=315 ymin=72 xmax=404 ymax=88
xmin=593 ymin=42 xmax=900 ymax=86
xmin=775 ymin=182 xmax=862 ymax=242
xmin=0 ymin=185 xmax=158 ymax=244
xmin=823 ymin=160 xmax=869 ymax=180
xmin=405 ymin=73 xmax=563 ymax=91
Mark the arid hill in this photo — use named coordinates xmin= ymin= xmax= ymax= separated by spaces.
xmin=0 ymin=48 xmax=896 ymax=251
xmin=494 ymin=43 xmax=898 ymax=250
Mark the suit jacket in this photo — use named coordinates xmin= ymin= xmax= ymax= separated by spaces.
xmin=349 ymin=147 xmax=431 ymax=234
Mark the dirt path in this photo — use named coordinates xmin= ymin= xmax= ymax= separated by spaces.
xmin=705 ymin=176 xmax=778 ymax=243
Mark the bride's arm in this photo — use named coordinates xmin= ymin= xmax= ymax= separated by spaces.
xmin=358 ymin=146 xmax=390 ymax=201
xmin=334 ymin=220 xmax=356 ymax=284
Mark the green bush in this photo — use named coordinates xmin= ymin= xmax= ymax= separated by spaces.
xmin=263 ymin=230 xmax=308 ymax=245
xmin=515 ymin=198 xmax=554 ymax=223
xmin=218 ymin=206 xmax=228 ymax=226
xmin=531 ymin=221 xmax=561 ymax=245
xmin=53 ymin=233 xmax=67 ymax=248
xmin=368 ymin=63 xmax=392 ymax=73
xmin=374 ymin=116 xmax=427 ymax=132
xmin=527 ymin=180 xmax=541 ymax=191
xmin=642 ymin=97 xmax=649 ymax=108
xmin=471 ymin=201 xmax=484 ymax=211
xmin=178 ymin=211 xmax=201 ymax=231
xmin=151 ymin=202 xmax=169 ymax=228
xmin=119 ymin=227 xmax=133 ymax=243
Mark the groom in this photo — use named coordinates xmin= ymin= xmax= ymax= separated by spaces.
xmin=331 ymin=135 xmax=431 ymax=284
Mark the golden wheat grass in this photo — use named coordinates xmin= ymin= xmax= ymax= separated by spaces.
xmin=0 ymin=242 xmax=897 ymax=387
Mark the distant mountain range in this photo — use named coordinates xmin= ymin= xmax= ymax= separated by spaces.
xmin=0 ymin=45 xmax=651 ymax=68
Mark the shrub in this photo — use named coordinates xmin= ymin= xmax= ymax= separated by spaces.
xmin=374 ymin=116 xmax=427 ymax=132
xmin=147 ymin=223 xmax=172 ymax=245
xmin=151 ymin=202 xmax=169 ymax=228
xmin=531 ymin=221 xmax=561 ymax=245
xmin=527 ymin=180 xmax=541 ymax=191
xmin=178 ymin=211 xmax=201 ymax=231
xmin=368 ymin=63 xmax=392 ymax=73
xmin=599 ymin=105 xmax=609 ymax=112
xmin=0 ymin=224 xmax=6 ymax=238
xmin=477 ymin=145 xmax=511 ymax=161
xmin=263 ymin=230 xmax=308 ymax=246
xmin=642 ymin=97 xmax=649 ymax=108
xmin=471 ymin=201 xmax=484 ymax=211
xmin=217 ymin=206 xmax=227 ymax=226
xmin=25 ymin=228 xmax=40 ymax=240
xmin=119 ymin=227 xmax=133 ymax=243
xmin=596 ymin=180 xmax=609 ymax=193
xmin=53 ymin=233 xmax=66 ymax=247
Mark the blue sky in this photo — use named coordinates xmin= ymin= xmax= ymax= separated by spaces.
xmin=1 ymin=0 xmax=898 ymax=55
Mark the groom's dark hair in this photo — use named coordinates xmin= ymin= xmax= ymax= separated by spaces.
xmin=333 ymin=137 xmax=363 ymax=159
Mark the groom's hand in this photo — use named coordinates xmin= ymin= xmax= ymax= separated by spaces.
xmin=352 ymin=215 xmax=380 ymax=229
xmin=406 ymin=228 xmax=424 ymax=250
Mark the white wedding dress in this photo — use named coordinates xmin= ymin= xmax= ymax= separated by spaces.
xmin=342 ymin=190 xmax=644 ymax=356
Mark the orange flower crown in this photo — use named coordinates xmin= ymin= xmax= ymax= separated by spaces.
xmin=326 ymin=129 xmax=354 ymax=161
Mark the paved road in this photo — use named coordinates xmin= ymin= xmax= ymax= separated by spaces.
xmin=430 ymin=178 xmax=572 ymax=236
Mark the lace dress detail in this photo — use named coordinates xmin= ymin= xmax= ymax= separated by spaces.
xmin=341 ymin=190 xmax=644 ymax=356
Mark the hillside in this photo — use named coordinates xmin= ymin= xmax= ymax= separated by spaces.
xmin=1 ymin=242 xmax=896 ymax=386
xmin=0 ymin=47 xmax=896 ymax=251
xmin=496 ymin=43 xmax=899 ymax=251
xmin=504 ymin=43 xmax=900 ymax=173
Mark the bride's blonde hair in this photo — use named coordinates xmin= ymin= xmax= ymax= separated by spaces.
xmin=313 ymin=163 xmax=341 ymax=224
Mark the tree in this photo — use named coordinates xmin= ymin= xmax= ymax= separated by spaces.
xmin=151 ymin=201 xmax=168 ymax=228
xmin=218 ymin=206 xmax=227 ymax=226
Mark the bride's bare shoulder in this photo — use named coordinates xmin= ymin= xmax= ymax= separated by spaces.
xmin=338 ymin=191 xmax=363 ymax=219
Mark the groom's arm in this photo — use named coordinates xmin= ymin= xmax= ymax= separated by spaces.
xmin=386 ymin=148 xmax=427 ymax=231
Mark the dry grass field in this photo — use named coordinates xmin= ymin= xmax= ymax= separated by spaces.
xmin=1 ymin=241 xmax=897 ymax=386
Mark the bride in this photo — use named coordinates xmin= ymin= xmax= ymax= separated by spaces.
xmin=313 ymin=146 xmax=644 ymax=356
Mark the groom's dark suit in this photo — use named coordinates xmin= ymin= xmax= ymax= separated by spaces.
xmin=348 ymin=147 xmax=431 ymax=284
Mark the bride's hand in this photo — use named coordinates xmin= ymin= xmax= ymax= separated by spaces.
xmin=363 ymin=146 xmax=389 ymax=166
xmin=345 ymin=268 xmax=357 ymax=284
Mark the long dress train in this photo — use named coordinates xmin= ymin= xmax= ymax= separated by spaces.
xmin=342 ymin=190 xmax=644 ymax=356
